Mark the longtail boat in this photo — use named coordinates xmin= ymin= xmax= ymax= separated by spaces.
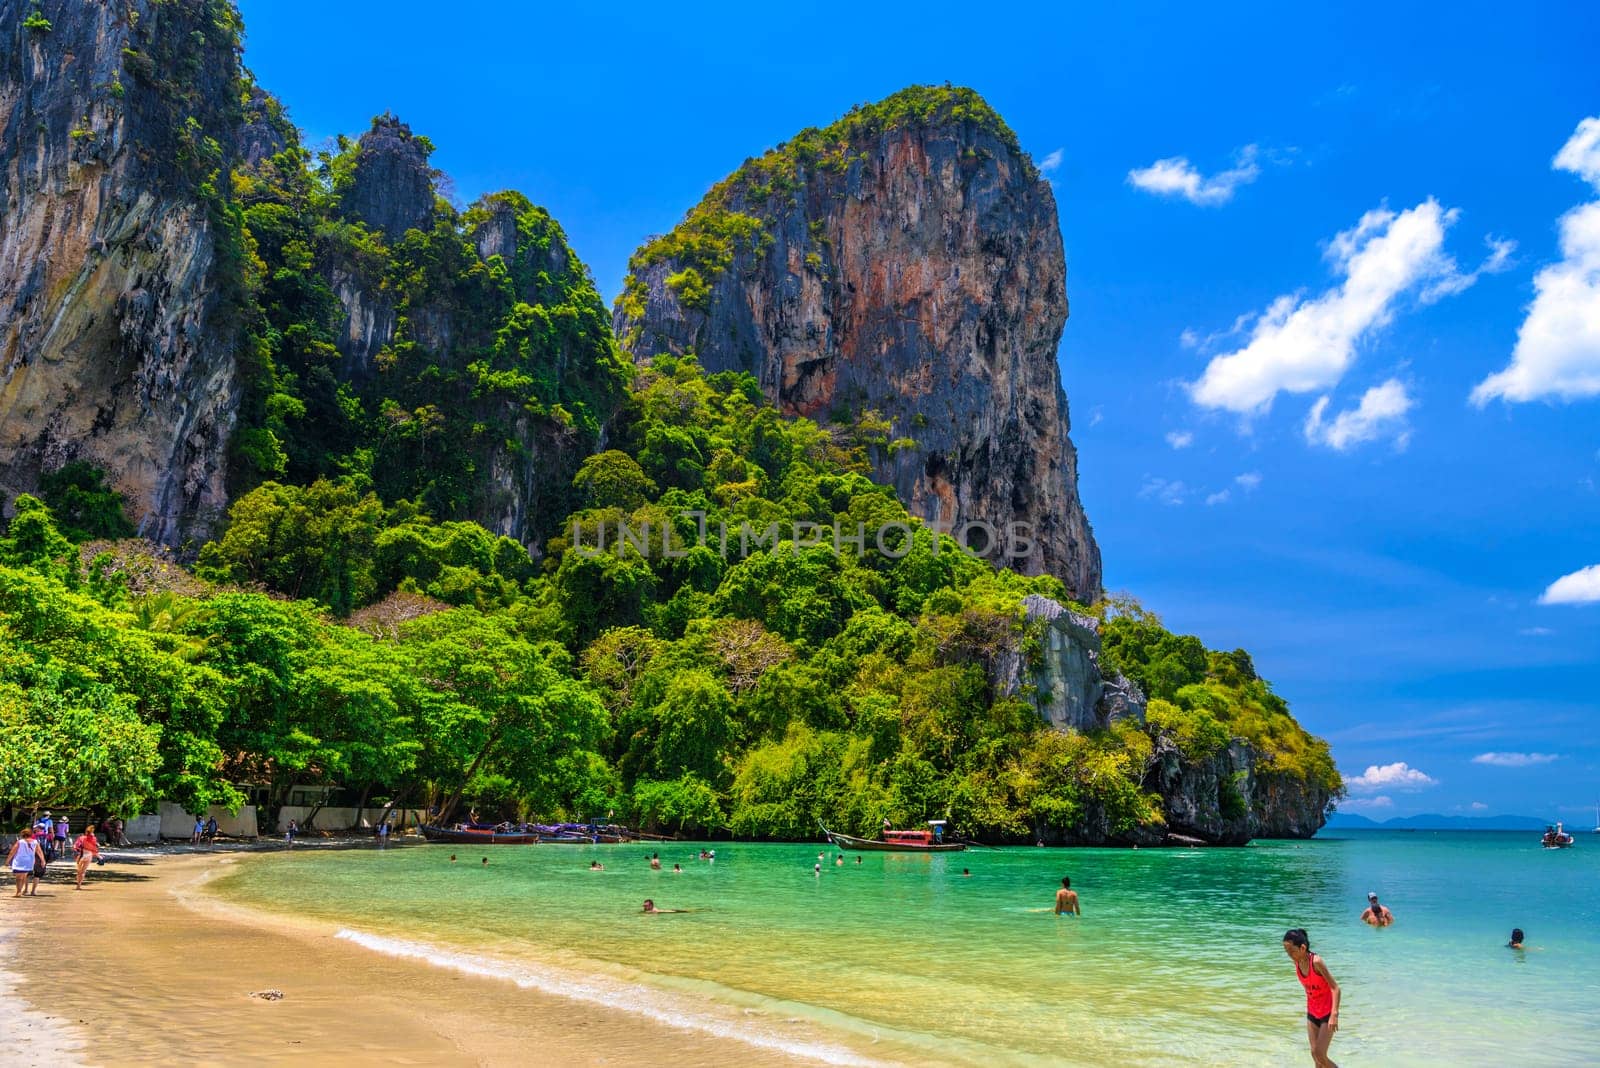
xmin=420 ymin=823 xmax=540 ymax=845
xmin=821 ymin=820 xmax=966 ymax=853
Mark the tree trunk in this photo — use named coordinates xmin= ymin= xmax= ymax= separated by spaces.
xmin=435 ymin=735 xmax=500 ymax=827
xmin=352 ymin=781 xmax=373 ymax=832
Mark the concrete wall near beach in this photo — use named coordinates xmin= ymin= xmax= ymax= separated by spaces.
xmin=157 ymin=802 xmax=259 ymax=839
xmin=274 ymin=806 xmax=425 ymax=833
xmin=124 ymin=815 xmax=161 ymax=844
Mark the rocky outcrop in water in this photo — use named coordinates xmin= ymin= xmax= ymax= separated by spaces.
xmin=613 ymin=87 xmax=1101 ymax=601
xmin=0 ymin=0 xmax=246 ymax=542
xmin=990 ymin=593 xmax=1330 ymax=844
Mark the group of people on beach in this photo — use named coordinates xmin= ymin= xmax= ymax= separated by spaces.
xmin=6 ymin=815 xmax=103 ymax=895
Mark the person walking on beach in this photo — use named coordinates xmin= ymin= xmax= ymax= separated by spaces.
xmin=73 ymin=826 xmax=100 ymax=890
xmin=38 ymin=814 xmax=54 ymax=861
xmin=53 ymin=815 xmax=68 ymax=859
xmin=204 ymin=816 xmax=218 ymax=843
xmin=1283 ymin=928 xmax=1341 ymax=1068
xmin=285 ymin=818 xmax=298 ymax=844
xmin=192 ymin=816 xmax=203 ymax=844
xmin=7 ymin=829 xmax=42 ymax=897
xmin=1360 ymin=892 xmax=1393 ymax=927
xmin=1054 ymin=876 xmax=1080 ymax=916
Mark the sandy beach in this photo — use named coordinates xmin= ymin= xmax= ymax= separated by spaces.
xmin=0 ymin=847 xmax=814 ymax=1068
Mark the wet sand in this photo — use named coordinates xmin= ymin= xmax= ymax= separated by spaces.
xmin=1 ymin=850 xmax=813 ymax=1067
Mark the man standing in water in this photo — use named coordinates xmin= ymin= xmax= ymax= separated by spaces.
xmin=1360 ymin=892 xmax=1394 ymax=926
xmin=1054 ymin=876 xmax=1080 ymax=916
xmin=1283 ymin=928 xmax=1340 ymax=1067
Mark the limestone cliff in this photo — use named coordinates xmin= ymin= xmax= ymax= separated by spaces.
xmin=613 ymin=86 xmax=1101 ymax=601
xmin=268 ymin=112 xmax=627 ymax=549
xmin=0 ymin=0 xmax=246 ymax=542
xmin=992 ymin=594 xmax=1332 ymax=844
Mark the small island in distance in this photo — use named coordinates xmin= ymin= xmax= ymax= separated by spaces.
xmin=1325 ymin=812 xmax=1560 ymax=831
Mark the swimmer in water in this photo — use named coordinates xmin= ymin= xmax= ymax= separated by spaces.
xmin=1508 ymin=928 xmax=1525 ymax=949
xmin=1359 ymin=892 xmax=1393 ymax=927
xmin=642 ymin=899 xmax=688 ymax=914
xmin=650 ymin=852 xmax=661 ymax=870
xmin=672 ymin=863 xmax=682 ymax=873
xmin=1054 ymin=876 xmax=1080 ymax=916
xmin=835 ymin=854 xmax=844 ymax=866
xmin=814 ymin=862 xmax=822 ymax=876
xmin=590 ymin=860 xmax=604 ymax=871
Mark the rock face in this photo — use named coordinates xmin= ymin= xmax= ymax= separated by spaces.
xmin=613 ymin=87 xmax=1101 ymax=601
xmin=335 ymin=113 xmax=434 ymax=243
xmin=991 ymin=593 xmax=1147 ymax=732
xmin=991 ymin=593 xmax=1330 ymax=844
xmin=0 ymin=0 xmax=246 ymax=542
xmin=1252 ymin=769 xmax=1336 ymax=839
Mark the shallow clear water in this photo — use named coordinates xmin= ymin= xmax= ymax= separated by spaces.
xmin=209 ymin=830 xmax=1600 ymax=1066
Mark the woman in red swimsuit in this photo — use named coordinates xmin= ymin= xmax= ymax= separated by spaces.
xmin=1283 ymin=928 xmax=1341 ymax=1067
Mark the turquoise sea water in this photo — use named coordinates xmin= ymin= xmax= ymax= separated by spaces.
xmin=208 ymin=830 xmax=1600 ymax=1066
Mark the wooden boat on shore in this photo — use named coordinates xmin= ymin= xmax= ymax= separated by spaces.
xmin=821 ymin=821 xmax=966 ymax=853
xmin=420 ymin=824 xmax=540 ymax=845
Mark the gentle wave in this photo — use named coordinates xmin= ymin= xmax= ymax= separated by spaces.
xmin=333 ymin=927 xmax=895 ymax=1067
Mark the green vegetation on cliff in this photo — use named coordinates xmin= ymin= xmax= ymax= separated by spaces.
xmin=1 ymin=353 xmax=1337 ymax=838
xmin=227 ymin=116 xmax=627 ymax=542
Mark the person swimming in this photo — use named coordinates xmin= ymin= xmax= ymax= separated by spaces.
xmin=1508 ymin=928 xmax=1525 ymax=949
xmin=650 ymin=852 xmax=661 ymax=870
xmin=1283 ymin=928 xmax=1340 ymax=1068
xmin=672 ymin=863 xmax=682 ymax=873
xmin=642 ymin=899 xmax=688 ymax=914
xmin=1360 ymin=892 xmax=1393 ymax=927
xmin=589 ymin=860 xmax=604 ymax=871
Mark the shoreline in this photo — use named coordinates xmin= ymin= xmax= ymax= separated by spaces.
xmin=1 ymin=847 xmax=857 ymax=1067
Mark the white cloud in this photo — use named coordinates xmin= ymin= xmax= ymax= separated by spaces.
xmin=1204 ymin=472 xmax=1261 ymax=507
xmin=1128 ymin=145 xmax=1260 ymax=206
xmin=1539 ymin=563 xmax=1600 ymax=605
xmin=1138 ymin=477 xmax=1187 ymax=506
xmin=1166 ymin=430 xmax=1194 ymax=449
xmin=1470 ymin=801 xmax=1489 ymax=811
xmin=1419 ymin=235 xmax=1517 ymax=304
xmin=1341 ymin=795 xmax=1394 ymax=812
xmin=1343 ymin=761 xmax=1437 ymax=794
xmin=1039 ymin=148 xmax=1064 ymax=174
xmin=1519 ymin=626 xmax=1555 ymax=636
xmin=1471 ymin=752 xmax=1560 ymax=767
xmin=1303 ymin=379 xmax=1415 ymax=450
xmin=1188 ymin=200 xmax=1481 ymax=415
xmin=1473 ymin=117 xmax=1600 ymax=405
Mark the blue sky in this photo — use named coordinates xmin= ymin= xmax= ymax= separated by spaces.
xmin=235 ymin=1 xmax=1600 ymax=820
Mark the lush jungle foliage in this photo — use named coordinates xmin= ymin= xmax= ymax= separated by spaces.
xmin=227 ymin=107 xmax=627 ymax=545
xmin=0 ymin=354 xmax=1338 ymax=836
